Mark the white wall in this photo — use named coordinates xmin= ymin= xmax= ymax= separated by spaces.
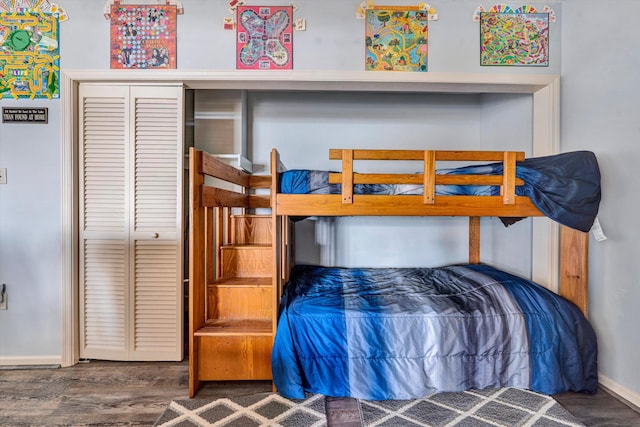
xmin=0 ymin=100 xmax=61 ymax=360
xmin=16 ymin=0 xmax=640 ymax=402
xmin=248 ymin=90 xmax=534 ymax=275
xmin=561 ymin=0 xmax=640 ymax=401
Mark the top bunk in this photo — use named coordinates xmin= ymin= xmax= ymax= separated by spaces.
xmin=189 ymin=147 xmax=601 ymax=315
xmin=270 ymin=148 xmax=601 ymax=233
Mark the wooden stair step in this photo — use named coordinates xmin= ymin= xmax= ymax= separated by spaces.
xmin=207 ymin=278 xmax=273 ymax=320
xmin=231 ymin=214 xmax=273 ymax=245
xmin=222 ymin=244 xmax=271 ymax=249
xmin=211 ymin=277 xmax=271 ymax=287
xmin=220 ymin=244 xmax=272 ymax=278
xmin=195 ymin=319 xmax=272 ymax=336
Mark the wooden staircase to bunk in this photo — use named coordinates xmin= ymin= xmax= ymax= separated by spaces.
xmin=194 ymin=214 xmax=273 ymax=380
xmin=189 ymin=148 xmax=279 ymax=397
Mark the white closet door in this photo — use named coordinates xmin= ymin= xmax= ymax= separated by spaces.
xmin=129 ymin=86 xmax=183 ymax=360
xmin=79 ymin=85 xmax=130 ymax=360
xmin=79 ymin=84 xmax=184 ymax=361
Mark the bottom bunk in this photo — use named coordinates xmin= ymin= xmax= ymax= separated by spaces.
xmin=272 ymin=263 xmax=598 ymax=401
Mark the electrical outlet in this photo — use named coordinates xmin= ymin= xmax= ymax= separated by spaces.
xmin=0 ymin=168 xmax=6 ymax=184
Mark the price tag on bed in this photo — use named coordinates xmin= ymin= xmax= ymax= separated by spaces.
xmin=591 ymin=217 xmax=607 ymax=242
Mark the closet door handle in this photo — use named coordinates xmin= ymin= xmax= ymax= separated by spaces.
xmin=153 ymin=232 xmax=160 ymax=239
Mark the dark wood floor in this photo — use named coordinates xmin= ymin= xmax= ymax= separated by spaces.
xmin=1 ymin=360 xmax=639 ymax=426
xmin=555 ymin=388 xmax=640 ymax=427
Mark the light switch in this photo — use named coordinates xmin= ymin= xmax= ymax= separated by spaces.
xmin=0 ymin=168 xmax=6 ymax=184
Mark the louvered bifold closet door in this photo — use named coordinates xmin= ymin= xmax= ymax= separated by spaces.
xmin=79 ymin=84 xmax=184 ymax=361
xmin=129 ymin=85 xmax=183 ymax=361
xmin=79 ymin=85 xmax=130 ymax=360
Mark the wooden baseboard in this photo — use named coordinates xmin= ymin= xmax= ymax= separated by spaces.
xmin=0 ymin=355 xmax=62 ymax=367
xmin=599 ymin=373 xmax=640 ymax=412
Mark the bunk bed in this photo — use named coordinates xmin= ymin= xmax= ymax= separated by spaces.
xmin=268 ymin=148 xmax=600 ymax=400
xmin=188 ymin=147 xmax=600 ymax=400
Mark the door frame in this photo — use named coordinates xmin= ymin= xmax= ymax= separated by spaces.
xmin=60 ymin=70 xmax=560 ymax=366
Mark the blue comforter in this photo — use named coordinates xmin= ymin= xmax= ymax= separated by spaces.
xmin=272 ymin=264 xmax=598 ymax=400
xmin=279 ymin=151 xmax=601 ymax=232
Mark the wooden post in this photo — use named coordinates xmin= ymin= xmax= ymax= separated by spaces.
xmin=423 ymin=150 xmax=435 ymax=204
xmin=188 ymin=148 xmax=204 ymax=397
xmin=341 ymin=149 xmax=353 ymax=204
xmin=502 ymin=151 xmax=516 ymax=205
xmin=560 ymin=225 xmax=589 ymax=317
xmin=270 ymin=149 xmax=282 ymax=393
xmin=213 ymin=208 xmax=223 ymax=281
xmin=469 ymin=216 xmax=480 ymax=264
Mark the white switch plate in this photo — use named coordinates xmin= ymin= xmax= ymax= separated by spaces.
xmin=0 ymin=168 xmax=6 ymax=184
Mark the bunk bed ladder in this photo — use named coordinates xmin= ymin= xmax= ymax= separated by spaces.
xmin=189 ymin=148 xmax=275 ymax=398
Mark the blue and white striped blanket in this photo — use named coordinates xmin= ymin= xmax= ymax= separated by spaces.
xmin=272 ymin=264 xmax=598 ymax=400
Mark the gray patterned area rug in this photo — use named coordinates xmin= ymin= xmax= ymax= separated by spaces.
xmin=154 ymin=387 xmax=585 ymax=427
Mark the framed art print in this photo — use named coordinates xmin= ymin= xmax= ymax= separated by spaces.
xmin=365 ymin=7 xmax=428 ymax=72
xmin=110 ymin=4 xmax=177 ymax=69
xmin=480 ymin=12 xmax=549 ymax=66
xmin=0 ymin=11 xmax=60 ymax=99
xmin=236 ymin=6 xmax=293 ymax=70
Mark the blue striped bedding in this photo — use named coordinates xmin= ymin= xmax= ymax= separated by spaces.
xmin=278 ymin=150 xmax=601 ymax=232
xmin=272 ymin=264 xmax=598 ymax=400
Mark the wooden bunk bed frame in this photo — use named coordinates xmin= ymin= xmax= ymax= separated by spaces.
xmin=271 ymin=148 xmax=589 ymax=313
xmin=188 ymin=147 xmax=589 ymax=397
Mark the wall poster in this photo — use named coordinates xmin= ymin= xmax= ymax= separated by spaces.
xmin=365 ymin=7 xmax=428 ymax=72
xmin=0 ymin=11 xmax=60 ymax=99
xmin=236 ymin=5 xmax=293 ymax=70
xmin=480 ymin=11 xmax=549 ymax=66
xmin=109 ymin=4 xmax=177 ymax=69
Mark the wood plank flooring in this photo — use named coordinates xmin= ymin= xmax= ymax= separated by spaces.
xmin=1 ymin=360 xmax=638 ymax=426
xmin=555 ymin=388 xmax=640 ymax=427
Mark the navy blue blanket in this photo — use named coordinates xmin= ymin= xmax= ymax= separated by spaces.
xmin=279 ymin=151 xmax=601 ymax=232
xmin=272 ymin=264 xmax=598 ymax=400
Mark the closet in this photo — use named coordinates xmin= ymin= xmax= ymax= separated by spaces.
xmin=78 ymin=84 xmax=184 ymax=361
xmin=61 ymin=71 xmax=560 ymax=369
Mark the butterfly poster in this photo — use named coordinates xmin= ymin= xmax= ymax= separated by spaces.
xmin=236 ymin=6 xmax=293 ymax=70
xmin=110 ymin=4 xmax=177 ymax=69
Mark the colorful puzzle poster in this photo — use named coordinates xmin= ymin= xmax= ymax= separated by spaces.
xmin=110 ymin=4 xmax=177 ymax=69
xmin=480 ymin=12 xmax=549 ymax=66
xmin=365 ymin=7 xmax=428 ymax=72
xmin=236 ymin=6 xmax=293 ymax=70
xmin=0 ymin=11 xmax=59 ymax=99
